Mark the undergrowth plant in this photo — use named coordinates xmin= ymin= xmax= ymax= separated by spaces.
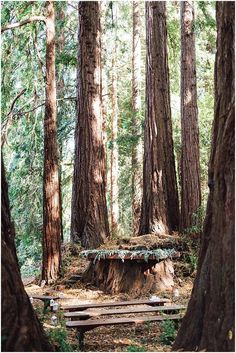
xmin=159 ymin=319 xmax=178 ymax=345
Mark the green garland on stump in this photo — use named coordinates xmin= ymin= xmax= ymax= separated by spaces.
xmin=80 ymin=249 xmax=177 ymax=264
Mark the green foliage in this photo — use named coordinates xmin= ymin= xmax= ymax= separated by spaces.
xmin=47 ymin=327 xmax=73 ymax=352
xmin=160 ymin=320 xmax=178 ymax=346
xmin=126 ymin=345 xmax=146 ymax=352
xmin=80 ymin=249 xmax=177 ymax=264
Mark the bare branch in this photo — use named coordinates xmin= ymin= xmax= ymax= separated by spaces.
xmin=1 ymin=16 xmax=46 ymax=33
xmin=2 ymin=88 xmax=27 ymax=147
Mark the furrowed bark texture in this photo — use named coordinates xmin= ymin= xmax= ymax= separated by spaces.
xmin=173 ymin=2 xmax=235 ymax=351
xmin=42 ymin=0 xmax=61 ymax=283
xmin=56 ymin=4 xmax=65 ymax=243
xmin=110 ymin=28 xmax=119 ymax=236
xmin=139 ymin=2 xmax=179 ymax=235
xmin=132 ymin=1 xmax=143 ymax=235
xmin=180 ymin=1 xmax=201 ymax=231
xmin=71 ymin=2 xmax=110 ymax=248
xmin=1 ymin=157 xmax=52 ymax=352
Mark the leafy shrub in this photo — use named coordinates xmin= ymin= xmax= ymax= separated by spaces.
xmin=159 ymin=319 xmax=177 ymax=345
xmin=47 ymin=327 xmax=73 ymax=352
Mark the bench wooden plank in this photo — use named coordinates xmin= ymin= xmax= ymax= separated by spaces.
xmin=64 ymin=304 xmax=186 ymax=319
xmin=66 ymin=313 xmax=183 ymax=329
xmin=66 ymin=313 xmax=183 ymax=349
xmin=62 ymin=298 xmax=170 ymax=311
xmin=32 ymin=295 xmax=60 ymax=301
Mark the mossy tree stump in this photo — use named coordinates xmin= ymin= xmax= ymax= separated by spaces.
xmin=81 ymin=250 xmax=179 ymax=295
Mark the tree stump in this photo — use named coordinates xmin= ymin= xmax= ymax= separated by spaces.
xmin=82 ymin=258 xmax=175 ymax=295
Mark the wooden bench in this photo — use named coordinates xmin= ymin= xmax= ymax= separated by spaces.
xmin=62 ymin=298 xmax=170 ymax=312
xmin=66 ymin=313 xmax=183 ymax=349
xmin=31 ymin=295 xmax=60 ymax=312
xmin=64 ymin=304 xmax=186 ymax=320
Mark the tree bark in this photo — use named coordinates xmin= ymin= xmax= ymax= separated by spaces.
xmin=173 ymin=2 xmax=235 ymax=351
xmin=139 ymin=2 xmax=179 ymax=235
xmin=110 ymin=7 xmax=119 ymax=236
xmin=83 ymin=258 xmax=175 ymax=295
xmin=132 ymin=1 xmax=143 ymax=236
xmin=42 ymin=0 xmax=61 ymax=283
xmin=56 ymin=3 xmax=65 ymax=243
xmin=71 ymin=2 xmax=110 ymax=248
xmin=180 ymin=1 xmax=201 ymax=231
xmin=1 ymin=156 xmax=53 ymax=352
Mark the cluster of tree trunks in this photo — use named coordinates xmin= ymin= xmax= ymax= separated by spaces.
xmin=82 ymin=258 xmax=174 ymax=295
xmin=1 ymin=158 xmax=52 ymax=352
xmin=173 ymin=2 xmax=235 ymax=351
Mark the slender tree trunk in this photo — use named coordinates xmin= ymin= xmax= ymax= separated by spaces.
xmin=42 ymin=0 xmax=61 ymax=283
xmin=132 ymin=1 xmax=142 ymax=236
xmin=173 ymin=2 xmax=235 ymax=351
xmin=71 ymin=2 xmax=110 ymax=248
xmin=1 ymin=156 xmax=52 ymax=352
xmin=110 ymin=49 xmax=119 ymax=236
xmin=101 ymin=0 xmax=108 ymax=187
xmin=180 ymin=1 xmax=201 ymax=231
xmin=139 ymin=2 xmax=179 ymax=235
xmin=110 ymin=3 xmax=119 ymax=237
xmin=56 ymin=4 xmax=65 ymax=243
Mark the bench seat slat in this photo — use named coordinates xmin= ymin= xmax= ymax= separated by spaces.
xmin=64 ymin=304 xmax=186 ymax=318
xmin=66 ymin=313 xmax=183 ymax=329
xmin=62 ymin=298 xmax=170 ymax=311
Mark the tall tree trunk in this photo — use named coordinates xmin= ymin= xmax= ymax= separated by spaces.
xmin=180 ymin=1 xmax=201 ymax=231
xmin=56 ymin=3 xmax=65 ymax=243
xmin=110 ymin=2 xmax=119 ymax=237
xmin=139 ymin=2 xmax=179 ymax=235
xmin=71 ymin=2 xmax=110 ymax=248
xmin=173 ymin=2 xmax=235 ymax=351
xmin=132 ymin=1 xmax=142 ymax=236
xmin=42 ymin=0 xmax=61 ymax=283
xmin=1 ymin=156 xmax=52 ymax=352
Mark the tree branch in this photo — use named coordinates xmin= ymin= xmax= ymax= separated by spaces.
xmin=2 ymin=88 xmax=27 ymax=147
xmin=1 ymin=16 xmax=46 ymax=33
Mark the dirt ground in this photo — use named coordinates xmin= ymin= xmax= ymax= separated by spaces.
xmin=24 ymin=247 xmax=194 ymax=352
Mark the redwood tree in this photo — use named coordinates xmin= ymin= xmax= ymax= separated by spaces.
xmin=110 ymin=4 xmax=119 ymax=236
xmin=139 ymin=2 xmax=179 ymax=235
xmin=71 ymin=2 xmax=110 ymax=248
xmin=42 ymin=0 xmax=62 ymax=283
xmin=173 ymin=2 xmax=235 ymax=351
xmin=180 ymin=0 xmax=201 ymax=231
xmin=1 ymin=157 xmax=52 ymax=352
xmin=132 ymin=0 xmax=142 ymax=235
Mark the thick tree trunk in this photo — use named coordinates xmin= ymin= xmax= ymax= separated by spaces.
xmin=1 ymin=157 xmax=52 ymax=352
xmin=173 ymin=3 xmax=235 ymax=351
xmin=132 ymin=1 xmax=143 ymax=236
xmin=139 ymin=2 xmax=179 ymax=235
xmin=180 ymin=1 xmax=201 ymax=231
xmin=83 ymin=258 xmax=175 ymax=295
xmin=110 ymin=3 xmax=119 ymax=237
xmin=42 ymin=0 xmax=61 ymax=283
xmin=71 ymin=2 xmax=110 ymax=248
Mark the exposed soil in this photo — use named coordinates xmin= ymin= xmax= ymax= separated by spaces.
xmin=24 ymin=240 xmax=195 ymax=352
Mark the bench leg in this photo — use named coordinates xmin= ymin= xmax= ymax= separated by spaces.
xmin=43 ymin=299 xmax=50 ymax=313
xmin=77 ymin=330 xmax=85 ymax=350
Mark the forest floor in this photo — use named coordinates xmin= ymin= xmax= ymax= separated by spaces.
xmin=24 ymin=241 xmax=196 ymax=352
